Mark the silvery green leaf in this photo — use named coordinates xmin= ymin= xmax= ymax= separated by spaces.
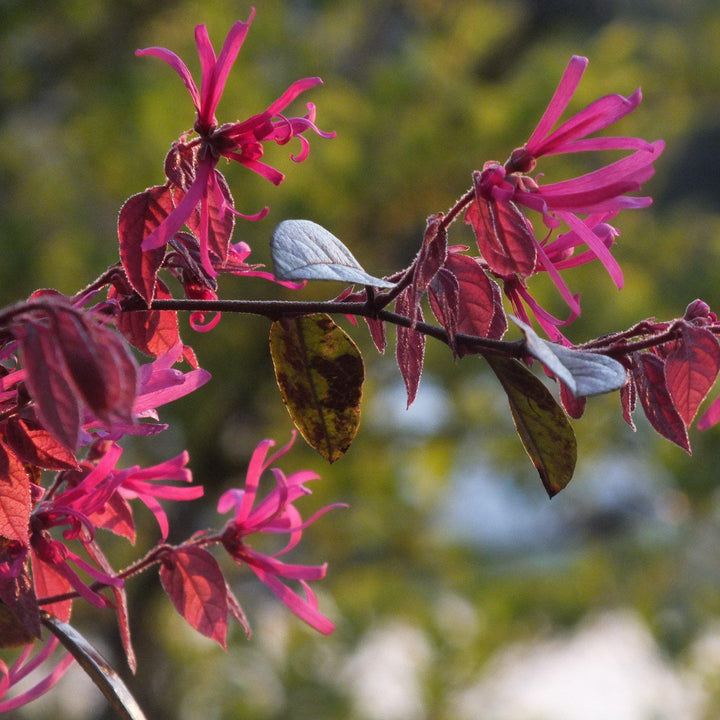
xmin=271 ymin=219 xmax=394 ymax=288
xmin=510 ymin=316 xmax=627 ymax=397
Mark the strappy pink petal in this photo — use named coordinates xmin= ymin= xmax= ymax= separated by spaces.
xmin=205 ymin=14 xmax=255 ymax=123
xmin=266 ymin=78 xmax=324 ymax=115
xmin=557 ymin=210 xmax=624 ymax=288
xmin=533 ymin=89 xmax=642 ymax=155
xmin=136 ymin=47 xmax=200 ymax=111
xmin=141 ymin=158 xmax=213 ymax=251
xmin=249 ymin=564 xmax=335 ymax=634
xmin=534 ymin=241 xmax=582 ymax=315
xmin=526 ymin=56 xmax=588 ymax=151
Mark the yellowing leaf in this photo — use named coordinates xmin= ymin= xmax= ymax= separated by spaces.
xmin=487 ymin=356 xmax=577 ymax=497
xmin=270 ymin=314 xmax=364 ymax=463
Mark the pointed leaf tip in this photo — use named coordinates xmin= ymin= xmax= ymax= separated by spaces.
xmin=487 ymin=355 xmax=577 ymax=497
xmin=271 ymin=220 xmax=394 ymax=288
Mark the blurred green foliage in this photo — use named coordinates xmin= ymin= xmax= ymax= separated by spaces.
xmin=3 ymin=1 xmax=720 ymax=718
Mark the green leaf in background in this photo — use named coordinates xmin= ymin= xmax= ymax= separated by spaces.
xmin=270 ymin=314 xmax=364 ymax=463
xmin=487 ymin=355 xmax=577 ymax=497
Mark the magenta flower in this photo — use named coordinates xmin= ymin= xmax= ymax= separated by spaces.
xmin=0 ymin=638 xmax=74 ymax=713
xmin=218 ymin=433 xmax=344 ymax=634
xmin=136 ymin=11 xmax=334 ymax=276
xmin=468 ymin=55 xmax=663 ymax=338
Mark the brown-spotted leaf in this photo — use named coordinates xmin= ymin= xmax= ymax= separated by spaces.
xmin=665 ymin=322 xmax=720 ymax=425
xmin=42 ymin=613 xmax=149 ymax=720
xmin=270 ymin=314 xmax=364 ymax=463
xmin=118 ymin=186 xmax=174 ymax=305
xmin=632 ymin=353 xmax=690 ymax=452
xmin=487 ymin=355 xmax=577 ymax=497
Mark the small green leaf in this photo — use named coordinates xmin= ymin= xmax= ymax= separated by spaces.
xmin=270 ymin=314 xmax=364 ymax=463
xmin=41 ymin=612 xmax=148 ymax=720
xmin=487 ymin=356 xmax=577 ymax=497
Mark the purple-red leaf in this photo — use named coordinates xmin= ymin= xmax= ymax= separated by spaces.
xmin=396 ymin=288 xmax=426 ymax=408
xmin=632 ymin=353 xmax=690 ymax=452
xmin=409 ymin=214 xmax=448 ymax=323
xmin=159 ymin=547 xmax=228 ymax=648
xmin=428 ymin=267 xmax=460 ymax=353
xmin=86 ymin=324 xmax=139 ymax=426
xmin=621 ymin=377 xmax=636 ymax=430
xmin=111 ymin=279 xmax=180 ymax=358
xmin=85 ymin=540 xmax=136 ymax=673
xmin=560 ymin=381 xmax=586 ymax=419
xmin=225 ymin=582 xmax=251 ymax=638
xmin=0 ymin=538 xmax=41 ymax=646
xmin=4 ymin=417 xmax=78 ymax=470
xmin=665 ymin=322 xmax=720 ymax=426
xmin=118 ymin=186 xmax=174 ymax=304
xmin=20 ymin=321 xmax=81 ymax=450
xmin=185 ymin=170 xmax=235 ymax=264
xmin=165 ymin=142 xmax=199 ymax=191
xmin=0 ymin=443 xmax=31 ymax=544
xmin=444 ymin=252 xmax=505 ymax=352
xmin=466 ymin=186 xmax=537 ymax=279
xmin=32 ymin=553 xmax=73 ymax=622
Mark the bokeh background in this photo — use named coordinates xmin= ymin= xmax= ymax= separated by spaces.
xmin=2 ymin=1 xmax=720 ymax=718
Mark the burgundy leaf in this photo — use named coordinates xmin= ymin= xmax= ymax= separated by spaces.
xmin=665 ymin=322 xmax=720 ymax=425
xmin=0 ymin=443 xmax=31 ymax=543
xmin=159 ymin=547 xmax=228 ymax=648
xmin=559 ymin=381 xmax=586 ymax=419
xmin=486 ymin=274 xmax=509 ymax=340
xmin=19 ymin=321 xmax=81 ymax=450
xmin=621 ymin=376 xmax=636 ymax=430
xmin=632 ymin=353 xmax=690 ymax=452
xmin=85 ymin=540 xmax=136 ymax=673
xmin=164 ymin=142 xmax=199 ymax=191
xmin=32 ymin=552 xmax=73 ymax=622
xmin=88 ymin=492 xmax=136 ymax=542
xmin=225 ymin=582 xmax=251 ymax=638
xmin=0 ymin=538 xmax=41 ymax=645
xmin=53 ymin=310 xmax=111 ymax=417
xmin=86 ymin=324 xmax=138 ymax=425
xmin=186 ymin=169 xmax=235 ymax=264
xmin=4 ymin=417 xmax=78 ymax=471
xmin=51 ymin=310 xmax=138 ymax=426
xmin=444 ymin=253 xmax=497 ymax=341
xmin=466 ymin=182 xmax=537 ymax=279
xmin=409 ymin=214 xmax=448 ymax=323
xmin=111 ymin=280 xmax=180 ymax=358
xmin=167 ymin=232 xmax=218 ymax=293
xmin=118 ymin=186 xmax=174 ymax=304
xmin=396 ymin=288 xmax=425 ymax=408
xmin=336 ymin=288 xmax=387 ymax=354
xmin=428 ymin=267 xmax=460 ymax=354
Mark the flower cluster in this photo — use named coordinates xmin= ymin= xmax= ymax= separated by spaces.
xmin=465 ymin=55 xmax=664 ymax=341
